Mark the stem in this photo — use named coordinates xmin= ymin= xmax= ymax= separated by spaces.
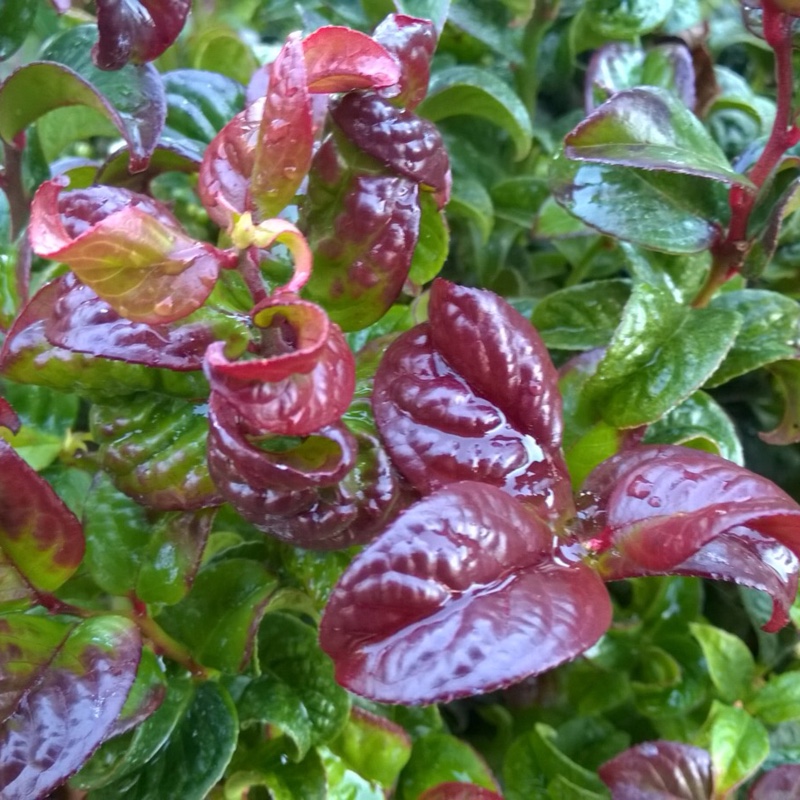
xmin=694 ymin=0 xmax=799 ymax=306
xmin=237 ymin=246 xmax=268 ymax=306
xmin=1 ymin=140 xmax=30 ymax=240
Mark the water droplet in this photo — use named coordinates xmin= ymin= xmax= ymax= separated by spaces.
xmin=628 ymin=474 xmax=653 ymax=500
xmin=647 ymin=496 xmax=663 ymax=508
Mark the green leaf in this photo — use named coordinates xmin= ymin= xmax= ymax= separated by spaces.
xmin=532 ymin=279 xmax=630 ymax=350
xmin=491 ymin=176 xmax=549 ymax=228
xmin=399 ymin=733 xmax=499 ymax=800
xmin=189 ymin=24 xmax=259 ymax=85
xmin=749 ymin=672 xmax=800 ymax=725
xmin=419 ymin=66 xmax=533 ymax=160
xmin=689 ymin=623 xmax=756 ymax=704
xmin=330 ymin=707 xmax=412 ymax=787
xmin=534 ymin=196 xmax=593 ymax=239
xmin=566 ymin=88 xmax=751 ymax=187
xmin=0 ymin=0 xmax=36 ymax=61
xmin=257 ymin=613 xmax=350 ymax=746
xmin=565 ymin=421 xmax=621 ymax=490
xmin=408 ymin=192 xmax=449 ymax=288
xmin=586 ymin=281 xmax=741 ymax=427
xmin=578 ymin=0 xmax=673 ymax=38
xmin=550 ymin=150 xmax=729 ymax=253
xmin=703 ymin=702 xmax=769 ymax=795
xmin=761 ymin=360 xmax=800 ymax=445
xmin=321 ymin=746 xmax=385 ymax=800
xmin=90 ymin=681 xmax=238 ymax=800
xmin=159 ymin=559 xmax=278 ymax=672
xmin=548 ymin=777 xmax=608 ymax=800
xmin=448 ymin=174 xmax=494 ymax=241
xmin=643 ymin=390 xmax=744 ymax=465
xmin=225 ymin=751 xmax=327 ymax=800
xmin=706 ymin=290 xmax=800 ymax=387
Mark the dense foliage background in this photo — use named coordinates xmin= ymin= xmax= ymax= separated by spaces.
xmin=4 ymin=0 xmax=800 ymax=798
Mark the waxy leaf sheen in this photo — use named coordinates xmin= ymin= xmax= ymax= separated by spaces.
xmin=320 ymin=481 xmax=612 ymax=704
xmin=578 ymin=445 xmax=800 ymax=630
xmin=373 ymin=279 xmax=573 ymax=524
xmin=750 ymin=764 xmax=800 ymax=799
xmin=29 ymin=179 xmax=236 ymax=324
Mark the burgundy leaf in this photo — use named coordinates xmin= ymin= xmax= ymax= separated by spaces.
xmin=749 ymin=765 xmax=800 ymax=799
xmin=319 ymin=481 xmax=611 ymax=704
xmin=249 ymin=35 xmax=313 ymax=222
xmin=372 ymin=14 xmax=438 ymax=110
xmin=302 ymin=26 xmax=401 ymax=93
xmin=29 ymin=179 xmax=236 ymax=324
xmin=0 ymin=398 xmax=20 ymax=435
xmin=94 ymin=0 xmax=191 ymax=70
xmin=0 ymin=617 xmax=141 ymax=800
xmin=330 ymin=92 xmax=450 ymax=199
xmin=372 ymin=279 xmax=573 ymax=525
xmin=598 ymin=741 xmax=714 ymax=800
xmin=44 ymin=273 xmax=247 ymax=371
xmin=577 ymin=445 xmax=800 ymax=630
xmin=419 ymin=784 xmax=504 ymax=800
xmin=204 ymin=295 xmax=355 ymax=437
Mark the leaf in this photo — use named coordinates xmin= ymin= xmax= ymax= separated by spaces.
xmin=90 ymin=393 xmax=221 ymax=511
xmin=704 ymin=702 xmax=769 ymax=795
xmin=398 ymin=733 xmax=499 ymax=800
xmin=372 ymin=279 xmax=573 ymax=524
xmin=419 ymin=66 xmax=532 ymax=161
xmin=643 ymin=391 xmax=744 ymax=466
xmin=579 ymin=0 xmax=673 ymax=38
xmin=0 ymin=25 xmax=166 ymax=171
xmin=532 ymin=279 xmax=630 ymax=351
xmin=0 ymin=615 xmax=141 ymax=799
xmin=549 ymin=150 xmax=730 ymax=253
xmin=419 ymin=784 xmax=505 ymax=800
xmin=0 ymin=0 xmax=37 ymax=61
xmin=226 ymin=751 xmax=327 ymax=800
xmin=94 ymin=0 xmax=190 ymax=69
xmin=748 ymin=672 xmax=800 ymax=725
xmin=706 ymin=290 xmax=800 ymax=387
xmin=749 ymin=764 xmax=800 ymax=800
xmin=0 ymin=438 xmax=84 ymax=603
xmin=407 ymin=191 xmax=449 ymax=287
xmin=586 ymin=281 xmax=741 ymax=427
xmin=321 ymin=746 xmax=384 ymax=800
xmin=761 ymin=360 xmax=800 ymax=445
xmin=394 ymin=0 xmax=451 ymax=35
xmin=598 ymin=740 xmax=714 ymax=800
xmin=258 ymin=613 xmax=350 ymax=746
xmin=158 ymin=559 xmax=277 ymax=671
xmin=689 ymin=623 xmax=756 ymax=704
xmin=577 ymin=444 xmax=800 ymax=632
xmin=319 ymin=481 xmax=612 ymax=704
xmin=448 ymin=174 xmax=494 ymax=240
xmin=29 ymin=178 xmax=236 ymax=324
xmin=329 ymin=707 xmax=412 ymax=787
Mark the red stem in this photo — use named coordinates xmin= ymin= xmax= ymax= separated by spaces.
xmin=238 ymin=246 xmax=268 ymax=306
xmin=1 ymin=140 xmax=30 ymax=240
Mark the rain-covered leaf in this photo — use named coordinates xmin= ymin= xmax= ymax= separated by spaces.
xmin=395 ymin=0 xmax=451 ymax=35
xmin=0 ymin=615 xmax=141 ymax=799
xmin=320 ymin=481 xmax=611 ymax=704
xmin=0 ymin=0 xmax=37 ymax=62
xmin=94 ymin=0 xmax=190 ymax=69
xmin=577 ymin=0 xmax=673 ymax=39
xmin=372 ymin=279 xmax=573 ymax=523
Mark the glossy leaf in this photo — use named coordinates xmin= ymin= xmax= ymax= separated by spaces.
xmin=322 ymin=746 xmax=384 ymax=800
xmin=0 ymin=0 xmax=37 ymax=61
xmin=0 ymin=616 xmax=141 ymax=799
xmin=94 ymin=0 xmax=190 ymax=69
xmin=302 ymin=137 xmax=422 ymax=330
xmin=578 ymin=445 xmax=800 ymax=631
xmin=419 ymin=66 xmax=533 ymax=160
xmin=29 ymin=179 xmax=235 ymax=324
xmin=761 ymin=360 xmax=800 ymax=445
xmin=90 ymin=393 xmax=221 ymax=511
xmin=579 ymin=0 xmax=673 ymax=38
xmin=749 ymin=764 xmax=800 ymax=799
xmin=586 ymin=281 xmax=741 ymax=427
xmin=395 ymin=0 xmax=451 ymax=34
xmin=748 ymin=672 xmax=800 ymax=724
xmin=598 ymin=741 xmax=714 ymax=800
xmin=373 ymin=14 xmax=437 ymax=110
xmin=373 ymin=279 xmax=573 ymax=523
xmin=320 ymin=481 xmax=612 ymax=704
xmin=205 ymin=295 xmax=355 ymax=437
xmin=226 ymin=750 xmax=327 ymax=800
xmin=705 ymin=703 xmax=769 ymax=795
xmin=0 ymin=25 xmax=165 ymax=171
xmin=566 ymin=88 xmax=748 ymax=186
xmin=689 ymin=623 xmax=755 ymax=704
xmin=407 ymin=191 xmax=449 ymax=288
xmin=549 ymin=151 xmax=729 ymax=253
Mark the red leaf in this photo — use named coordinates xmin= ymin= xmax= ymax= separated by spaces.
xmin=749 ymin=765 xmax=800 ymax=799
xmin=302 ymin=27 xmax=401 ymax=93
xmin=250 ymin=35 xmax=313 ymax=222
xmin=577 ymin=445 xmax=800 ymax=630
xmin=599 ymin=741 xmax=714 ymax=800
xmin=29 ymin=179 xmax=235 ymax=324
xmin=94 ymin=0 xmax=190 ymax=70
xmin=373 ymin=279 xmax=573 ymax=525
xmin=319 ymin=481 xmax=611 ymax=704
xmin=331 ymin=92 xmax=450 ymax=197
xmin=204 ymin=295 xmax=355 ymax=437
xmin=0 ymin=398 xmax=20 ymax=435
xmin=419 ymin=784 xmax=504 ymax=800
xmin=373 ymin=14 xmax=438 ymax=110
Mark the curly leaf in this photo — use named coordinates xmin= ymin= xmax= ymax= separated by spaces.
xmin=94 ymin=0 xmax=191 ymax=69
xmin=578 ymin=445 xmax=800 ymax=631
xmin=319 ymin=481 xmax=612 ymax=704
xmin=598 ymin=741 xmax=714 ymax=800
xmin=29 ymin=179 xmax=236 ymax=324
xmin=373 ymin=279 xmax=573 ymax=524
xmin=0 ymin=616 xmax=141 ymax=799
